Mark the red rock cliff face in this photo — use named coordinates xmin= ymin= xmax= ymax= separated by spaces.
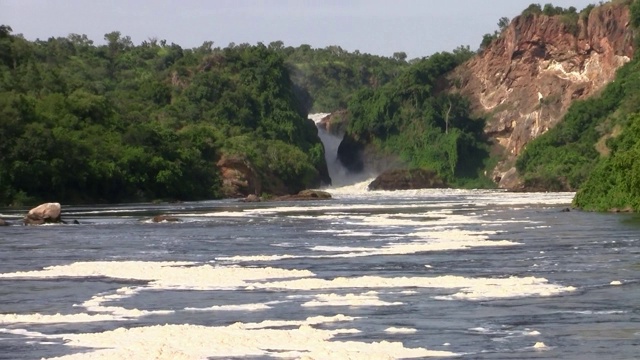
xmin=451 ymin=3 xmax=634 ymax=188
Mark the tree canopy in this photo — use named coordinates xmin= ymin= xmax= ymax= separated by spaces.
xmin=342 ymin=48 xmax=493 ymax=187
xmin=0 ymin=28 xmax=331 ymax=205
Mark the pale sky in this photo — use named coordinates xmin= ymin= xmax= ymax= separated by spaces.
xmin=1 ymin=0 xmax=598 ymax=59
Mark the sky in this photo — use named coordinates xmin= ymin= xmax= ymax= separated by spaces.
xmin=1 ymin=0 xmax=599 ymax=59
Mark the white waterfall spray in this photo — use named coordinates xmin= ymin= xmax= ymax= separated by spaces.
xmin=310 ymin=113 xmax=351 ymax=187
xmin=310 ymin=113 xmax=377 ymax=192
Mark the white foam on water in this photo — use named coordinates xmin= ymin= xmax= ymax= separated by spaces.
xmin=309 ymin=228 xmax=381 ymax=237
xmin=305 ymin=228 xmax=518 ymax=259
xmin=325 ymin=184 xmax=575 ymax=204
xmin=0 ymin=261 xmax=575 ymax=332
xmin=358 ymin=214 xmax=433 ymax=227
xmin=385 ymin=327 xmax=417 ymax=334
xmin=307 ymin=229 xmax=345 ymax=233
xmin=0 ymin=313 xmax=121 ymax=325
xmin=42 ymin=313 xmax=455 ymax=360
xmin=325 ymin=239 xmax=518 ymax=258
xmin=0 ymin=262 xmax=314 ymax=290
xmin=300 ymin=291 xmax=403 ymax=307
xmin=222 ymin=226 xmax=517 ymax=262
xmin=177 ymin=211 xmax=246 ymax=217
xmin=189 ymin=203 xmax=435 ymax=219
xmin=184 ymin=303 xmax=272 ymax=312
xmin=561 ymin=310 xmax=627 ymax=315
xmin=0 ymin=260 xmax=571 ymax=358
xmin=217 ymin=254 xmax=301 ymax=262
xmin=259 ymin=274 xmax=575 ymax=301
xmin=469 ymin=326 xmax=541 ymax=338
xmin=241 ymin=314 xmax=356 ymax=329
xmin=337 ymin=231 xmax=375 ymax=237
xmin=80 ymin=286 xmax=174 ymax=319
xmin=469 ymin=326 xmax=490 ymax=333
xmin=245 ymin=203 xmax=428 ymax=214
xmin=0 ymin=262 xmax=316 ymax=325
xmin=221 ymin=236 xmax=516 ymax=262
xmin=311 ymin=245 xmax=375 ymax=252
xmin=401 ymin=290 xmax=419 ymax=294
xmin=0 ymin=328 xmax=60 ymax=339
xmin=349 ymin=210 xmax=531 ymax=232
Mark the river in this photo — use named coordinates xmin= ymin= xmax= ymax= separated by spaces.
xmin=0 ymin=183 xmax=638 ymax=359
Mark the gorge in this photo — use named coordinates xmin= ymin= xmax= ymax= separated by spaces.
xmin=310 ymin=0 xmax=640 ymax=211
xmin=1 ymin=1 xmax=640 ymax=211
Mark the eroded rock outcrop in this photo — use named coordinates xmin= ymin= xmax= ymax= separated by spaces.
xmin=217 ymin=155 xmax=262 ymax=198
xmin=317 ymin=110 xmax=349 ymax=136
xmin=450 ymin=3 xmax=634 ymax=188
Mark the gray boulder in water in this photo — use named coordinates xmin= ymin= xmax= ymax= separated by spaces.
xmin=23 ymin=202 xmax=63 ymax=225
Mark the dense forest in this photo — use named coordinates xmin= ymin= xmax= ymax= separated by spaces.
xmin=0 ymin=25 xmax=344 ymax=205
xmin=517 ymin=0 xmax=640 ymax=211
xmin=0 ymin=23 xmax=459 ymax=206
xmin=282 ymin=44 xmax=406 ymax=112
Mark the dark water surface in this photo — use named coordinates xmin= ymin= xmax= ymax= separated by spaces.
xmin=0 ymin=187 xmax=638 ymax=359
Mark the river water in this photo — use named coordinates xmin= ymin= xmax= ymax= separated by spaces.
xmin=0 ymin=183 xmax=638 ymax=359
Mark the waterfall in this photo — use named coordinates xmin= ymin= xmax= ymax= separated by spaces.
xmin=310 ymin=113 xmax=356 ymax=187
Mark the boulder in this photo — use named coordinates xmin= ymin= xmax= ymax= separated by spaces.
xmin=317 ymin=110 xmax=349 ymax=136
xmin=272 ymin=189 xmax=332 ymax=201
xmin=0 ymin=218 xmax=9 ymax=226
xmin=368 ymin=169 xmax=447 ymax=191
xmin=152 ymin=215 xmax=181 ymax=223
xmin=296 ymin=189 xmax=332 ymax=199
xmin=241 ymin=194 xmax=261 ymax=202
xmin=24 ymin=202 xmax=63 ymax=225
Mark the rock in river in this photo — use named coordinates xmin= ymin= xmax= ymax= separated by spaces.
xmin=368 ymin=169 xmax=447 ymax=191
xmin=23 ymin=202 xmax=63 ymax=225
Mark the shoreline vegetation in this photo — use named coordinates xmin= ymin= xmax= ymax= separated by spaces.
xmin=1 ymin=1 xmax=640 ymax=211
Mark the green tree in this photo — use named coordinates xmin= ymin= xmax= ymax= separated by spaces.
xmin=498 ymin=17 xmax=510 ymax=31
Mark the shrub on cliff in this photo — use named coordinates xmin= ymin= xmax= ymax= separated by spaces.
xmin=515 ymin=83 xmax=623 ymax=191
xmin=573 ymin=113 xmax=640 ymax=211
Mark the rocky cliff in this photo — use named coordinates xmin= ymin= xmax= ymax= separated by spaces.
xmin=451 ymin=2 xmax=634 ymax=188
